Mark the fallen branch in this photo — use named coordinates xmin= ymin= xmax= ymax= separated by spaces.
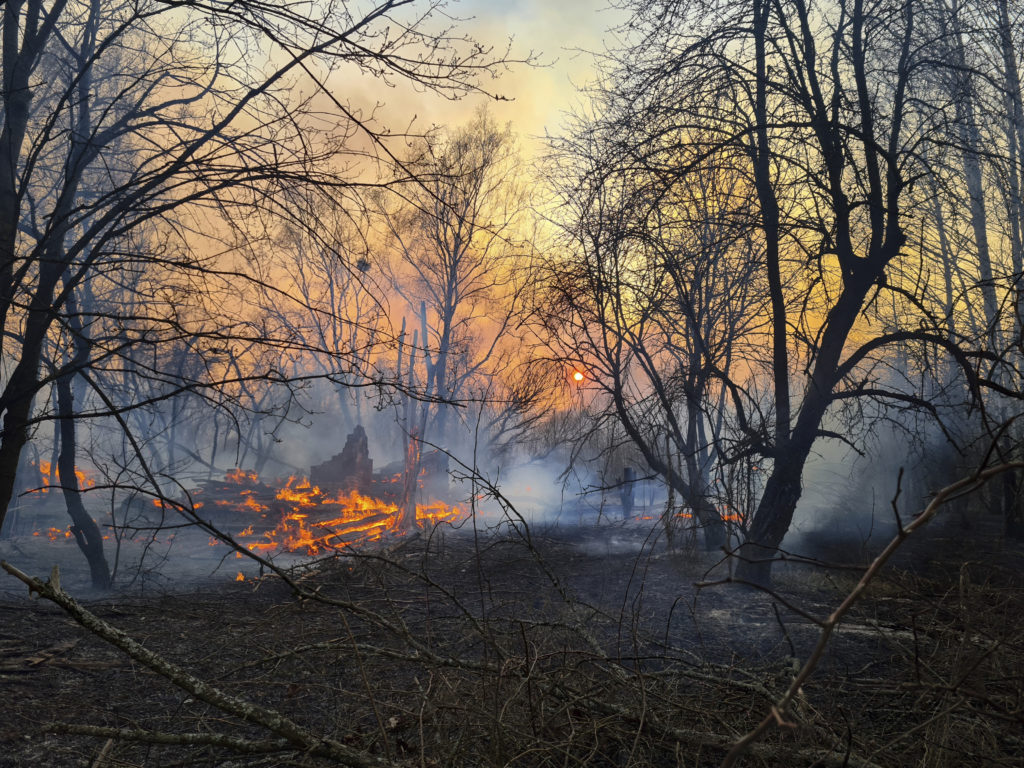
xmin=0 ymin=561 xmax=395 ymax=768
xmin=581 ymin=691 xmax=885 ymax=768
xmin=52 ymin=723 xmax=290 ymax=753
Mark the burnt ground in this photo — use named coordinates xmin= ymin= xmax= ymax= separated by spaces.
xmin=0 ymin=511 xmax=1022 ymax=768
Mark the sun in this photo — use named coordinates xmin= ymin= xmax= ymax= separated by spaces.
xmin=572 ymin=370 xmax=584 ymax=382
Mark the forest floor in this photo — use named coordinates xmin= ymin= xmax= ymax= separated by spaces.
xmin=1 ymin=508 xmax=1022 ymax=768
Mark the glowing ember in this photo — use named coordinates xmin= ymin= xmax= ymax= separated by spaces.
xmin=33 ymin=526 xmax=73 ymax=541
xmin=235 ymin=572 xmax=245 ymax=582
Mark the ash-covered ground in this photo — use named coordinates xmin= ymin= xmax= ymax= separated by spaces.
xmin=1 ymin=509 xmax=1022 ymax=767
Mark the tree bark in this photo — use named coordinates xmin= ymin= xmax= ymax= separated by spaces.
xmin=56 ymin=371 xmax=111 ymax=590
xmin=734 ymin=444 xmax=810 ymax=586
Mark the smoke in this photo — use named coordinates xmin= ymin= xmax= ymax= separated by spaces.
xmin=469 ymin=459 xmax=589 ymax=527
xmin=783 ymin=422 xmax=942 ymax=563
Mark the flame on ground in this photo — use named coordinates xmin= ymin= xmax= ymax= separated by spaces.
xmin=275 ymin=475 xmax=320 ymax=506
xmin=31 ymin=525 xmax=110 ymax=541
xmin=33 ymin=526 xmax=72 ymax=541
xmin=32 ymin=460 xmax=97 ymax=491
xmin=26 ymin=468 xmax=463 ymax=557
xmin=234 ymin=487 xmax=464 ymax=556
xmin=225 ymin=468 xmax=259 ymax=484
xmin=193 ymin=471 xmax=466 ymax=557
xmin=662 ymin=510 xmax=744 ymax=524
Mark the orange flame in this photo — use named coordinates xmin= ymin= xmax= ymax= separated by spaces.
xmin=226 ymin=468 xmax=259 ymax=484
xmin=32 ymin=526 xmax=73 ymax=541
xmin=275 ymin=475 xmax=320 ymax=506
xmin=673 ymin=509 xmax=744 ymax=523
xmin=29 ymin=467 xmax=466 ymax=558
xmin=232 ymin=487 xmax=465 ymax=556
xmin=242 ymin=496 xmax=267 ymax=512
xmin=32 ymin=460 xmax=96 ymax=492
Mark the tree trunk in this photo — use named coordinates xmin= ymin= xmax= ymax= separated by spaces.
xmin=928 ymin=176 xmax=959 ymax=387
xmin=56 ymin=372 xmax=111 ymax=590
xmin=0 ymin=303 xmax=61 ymax=531
xmin=953 ymin=69 xmax=999 ymax=337
xmin=0 ymin=0 xmax=93 ymax=531
xmin=997 ymin=0 xmax=1024 ymax=301
xmin=684 ymin=393 xmax=726 ymax=547
xmin=396 ymin=322 xmax=423 ymax=533
xmin=734 ymin=446 xmax=809 ymax=586
xmin=399 ymin=425 xmax=420 ymax=531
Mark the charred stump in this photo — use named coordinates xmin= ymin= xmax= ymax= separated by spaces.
xmin=310 ymin=425 xmax=373 ymax=494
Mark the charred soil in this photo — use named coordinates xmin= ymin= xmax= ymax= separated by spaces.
xmin=1 ymin=514 xmax=1022 ymax=767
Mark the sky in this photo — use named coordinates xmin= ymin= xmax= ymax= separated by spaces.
xmin=455 ymin=0 xmax=620 ymax=134
xmin=359 ymin=0 xmax=625 ymax=156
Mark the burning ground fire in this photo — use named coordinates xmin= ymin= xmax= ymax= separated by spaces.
xmin=24 ymin=462 xmax=742 ymax=560
xmin=33 ymin=460 xmax=97 ymax=492
xmin=25 ymin=463 xmax=464 ymax=556
xmin=197 ymin=471 xmax=465 ymax=556
xmin=27 ymin=462 xmax=110 ymax=541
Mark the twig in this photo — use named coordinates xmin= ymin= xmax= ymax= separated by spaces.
xmin=891 ymin=466 xmax=904 ymax=534
xmin=89 ymin=737 xmax=114 ymax=768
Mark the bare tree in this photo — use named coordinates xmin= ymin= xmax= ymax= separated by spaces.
xmin=549 ymin=0 xmax=1023 ymax=584
xmin=0 ymin=0 xmax=524 ymax=579
xmin=541 ymin=110 xmax=765 ymax=547
xmin=260 ymin=212 xmax=385 ymax=436
xmin=379 ymin=108 xmax=532 ymax=522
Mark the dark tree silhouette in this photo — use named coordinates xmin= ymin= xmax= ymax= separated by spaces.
xmin=547 ymin=0 xmax=1023 ymax=583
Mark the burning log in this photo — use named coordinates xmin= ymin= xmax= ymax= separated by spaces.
xmin=20 ymin=431 xmax=464 ymax=558
xmin=190 ymin=466 xmax=465 ymax=557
